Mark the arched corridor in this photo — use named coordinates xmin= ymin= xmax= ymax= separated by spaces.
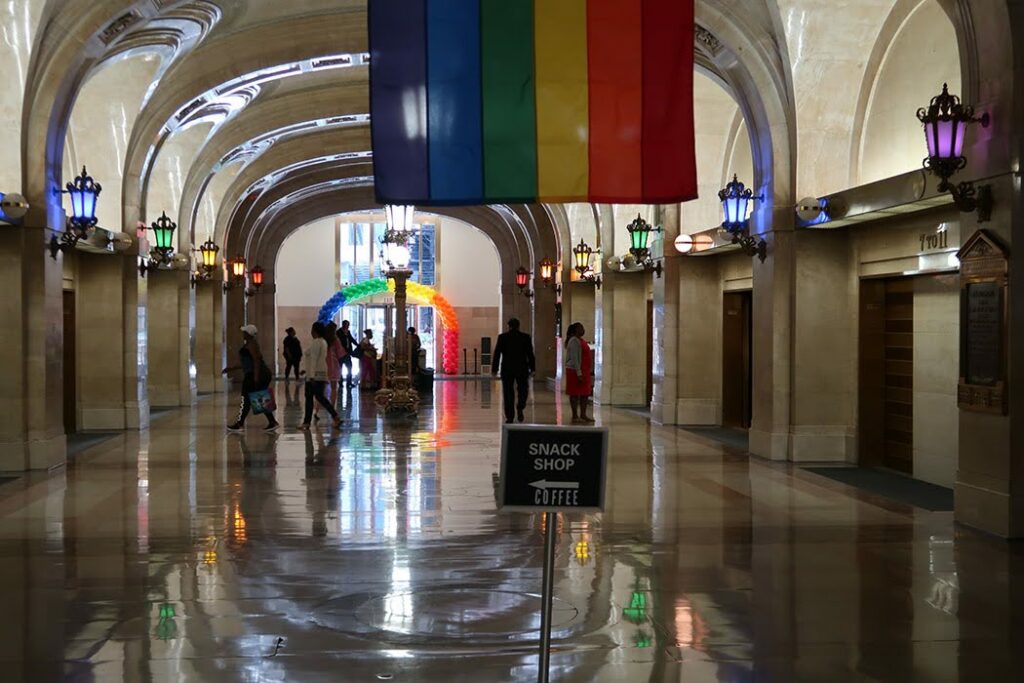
xmin=1 ymin=0 xmax=1024 ymax=679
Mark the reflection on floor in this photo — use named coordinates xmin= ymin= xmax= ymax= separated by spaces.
xmin=0 ymin=380 xmax=1021 ymax=681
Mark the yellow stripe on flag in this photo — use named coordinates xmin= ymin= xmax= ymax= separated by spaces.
xmin=534 ymin=0 xmax=589 ymax=201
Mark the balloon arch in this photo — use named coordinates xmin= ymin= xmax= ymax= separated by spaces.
xmin=318 ymin=278 xmax=459 ymax=374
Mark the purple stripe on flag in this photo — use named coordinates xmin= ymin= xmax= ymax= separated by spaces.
xmin=370 ymin=0 xmax=429 ymax=203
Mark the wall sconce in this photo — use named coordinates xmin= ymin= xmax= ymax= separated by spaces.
xmin=719 ymin=174 xmax=767 ymax=262
xmin=623 ymin=214 xmax=665 ymax=277
xmin=223 ymin=255 xmax=247 ymax=292
xmin=137 ymin=211 xmax=178 ymax=277
xmin=515 ymin=266 xmax=534 ymax=299
xmin=918 ymin=83 xmax=992 ymax=222
xmin=572 ymin=239 xmax=602 ymax=288
xmin=245 ymin=265 xmax=265 ymax=297
xmin=538 ymin=257 xmax=562 ymax=294
xmin=51 ymin=166 xmax=101 ymax=259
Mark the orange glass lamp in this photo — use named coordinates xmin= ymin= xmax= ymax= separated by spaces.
xmin=538 ymin=257 xmax=555 ymax=285
xmin=249 ymin=265 xmax=265 ymax=290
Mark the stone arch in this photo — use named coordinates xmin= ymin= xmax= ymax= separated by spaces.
xmin=852 ymin=0 xmax=962 ymax=185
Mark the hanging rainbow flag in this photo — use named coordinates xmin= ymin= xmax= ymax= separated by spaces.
xmin=369 ymin=0 xmax=697 ymax=206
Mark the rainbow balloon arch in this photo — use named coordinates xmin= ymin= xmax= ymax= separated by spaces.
xmin=318 ymin=278 xmax=459 ymax=374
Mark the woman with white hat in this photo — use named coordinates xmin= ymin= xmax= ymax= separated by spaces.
xmin=222 ymin=324 xmax=279 ymax=431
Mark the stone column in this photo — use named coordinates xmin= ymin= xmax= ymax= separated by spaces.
xmin=533 ymin=281 xmax=558 ymax=381
xmin=224 ymin=283 xmax=246 ymax=380
xmin=146 ymin=269 xmax=193 ymax=408
xmin=651 ymin=204 xmax=681 ymax=425
xmin=749 ymin=221 xmax=795 ymax=461
xmin=676 ymin=257 xmax=722 ymax=425
xmin=0 ymin=202 xmax=66 ymax=471
xmin=789 ymin=229 xmax=855 ymax=461
xmin=194 ymin=278 xmax=222 ymax=394
xmin=75 ymin=252 xmax=148 ymax=430
xmin=253 ymin=279 xmax=277 ymax=376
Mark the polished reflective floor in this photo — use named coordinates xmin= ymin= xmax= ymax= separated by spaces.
xmin=1 ymin=380 xmax=1021 ymax=681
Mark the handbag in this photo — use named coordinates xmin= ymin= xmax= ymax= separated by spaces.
xmin=248 ymin=387 xmax=277 ymax=414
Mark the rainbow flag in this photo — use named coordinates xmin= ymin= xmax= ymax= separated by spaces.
xmin=369 ymin=0 xmax=697 ymax=206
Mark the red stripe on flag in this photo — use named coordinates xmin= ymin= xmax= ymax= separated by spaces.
xmin=641 ymin=0 xmax=697 ymax=203
xmin=587 ymin=0 xmax=643 ymax=202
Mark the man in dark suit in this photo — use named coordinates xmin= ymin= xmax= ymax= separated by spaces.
xmin=491 ymin=318 xmax=536 ymax=423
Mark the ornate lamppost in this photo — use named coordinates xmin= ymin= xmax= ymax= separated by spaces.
xmin=51 ymin=166 xmax=101 ymax=258
xmin=376 ymin=206 xmax=419 ymax=415
xmin=719 ymin=175 xmax=767 ymax=262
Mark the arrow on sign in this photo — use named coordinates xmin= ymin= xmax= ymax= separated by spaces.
xmin=530 ymin=480 xmax=581 ymax=491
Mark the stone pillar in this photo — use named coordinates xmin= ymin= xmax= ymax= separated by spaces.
xmin=676 ymin=257 xmax=722 ymax=425
xmin=0 ymin=204 xmax=66 ymax=471
xmin=224 ymin=284 xmax=246 ymax=380
xmin=147 ymin=269 xmax=193 ymax=408
xmin=789 ymin=230 xmax=855 ymax=461
xmin=194 ymin=278 xmax=222 ymax=394
xmin=749 ymin=224 xmax=795 ymax=461
xmin=651 ymin=204 xmax=681 ymax=425
xmin=533 ymin=281 xmax=558 ymax=380
xmin=75 ymin=252 xmax=148 ymax=430
xmin=253 ymin=279 xmax=277 ymax=376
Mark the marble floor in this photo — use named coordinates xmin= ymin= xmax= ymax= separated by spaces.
xmin=1 ymin=380 xmax=1021 ymax=682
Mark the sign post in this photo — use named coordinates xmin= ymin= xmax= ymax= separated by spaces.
xmin=498 ymin=425 xmax=608 ymax=683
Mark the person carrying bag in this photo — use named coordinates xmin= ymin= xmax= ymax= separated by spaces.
xmin=223 ymin=325 xmax=279 ymax=431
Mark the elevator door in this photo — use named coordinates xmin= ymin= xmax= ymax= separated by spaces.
xmin=722 ymin=291 xmax=753 ymax=429
xmin=859 ymin=278 xmax=913 ymax=474
xmin=63 ymin=290 xmax=76 ymax=435
xmin=881 ymin=280 xmax=914 ymax=473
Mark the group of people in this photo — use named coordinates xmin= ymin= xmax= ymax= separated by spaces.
xmin=225 ymin=315 xmax=594 ymax=431
xmin=490 ymin=317 xmax=594 ymax=424
xmin=224 ymin=320 xmax=382 ymax=431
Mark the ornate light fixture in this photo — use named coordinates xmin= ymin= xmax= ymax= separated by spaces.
xmin=138 ymin=211 xmax=178 ymax=277
xmin=626 ymin=214 xmax=661 ymax=262
xmin=719 ymin=175 xmax=767 ymax=262
xmin=538 ymin=257 xmax=562 ymax=294
xmin=624 ymin=214 xmax=665 ymax=277
xmin=51 ymin=166 xmax=101 ymax=258
xmin=245 ymin=265 xmax=265 ymax=297
xmin=571 ymin=239 xmax=602 ymax=288
xmin=918 ymin=83 xmax=992 ymax=221
xmin=515 ymin=266 xmax=533 ymax=298
xmin=193 ymin=238 xmax=220 ymax=283
xmin=223 ymin=255 xmax=247 ymax=291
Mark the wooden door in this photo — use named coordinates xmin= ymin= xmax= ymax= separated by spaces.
xmin=63 ymin=290 xmax=76 ymax=435
xmin=882 ymin=279 xmax=914 ymax=474
xmin=722 ymin=292 xmax=752 ymax=429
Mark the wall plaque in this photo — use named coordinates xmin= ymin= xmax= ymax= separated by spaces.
xmin=957 ymin=230 xmax=1009 ymax=414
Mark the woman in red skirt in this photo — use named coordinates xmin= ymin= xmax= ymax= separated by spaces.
xmin=564 ymin=322 xmax=595 ymax=423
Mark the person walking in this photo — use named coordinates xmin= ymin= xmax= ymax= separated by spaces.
xmin=339 ymin=320 xmax=358 ymax=387
xmin=282 ymin=327 xmax=302 ymax=381
xmin=491 ymin=318 xmax=536 ymax=424
xmin=408 ymin=326 xmax=422 ymax=374
xmin=300 ymin=322 xmax=342 ymax=431
xmin=564 ymin=322 xmax=595 ymax=423
xmin=222 ymin=324 xmax=279 ymax=431
xmin=323 ymin=322 xmax=347 ymax=410
xmin=359 ymin=329 xmax=379 ymax=390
